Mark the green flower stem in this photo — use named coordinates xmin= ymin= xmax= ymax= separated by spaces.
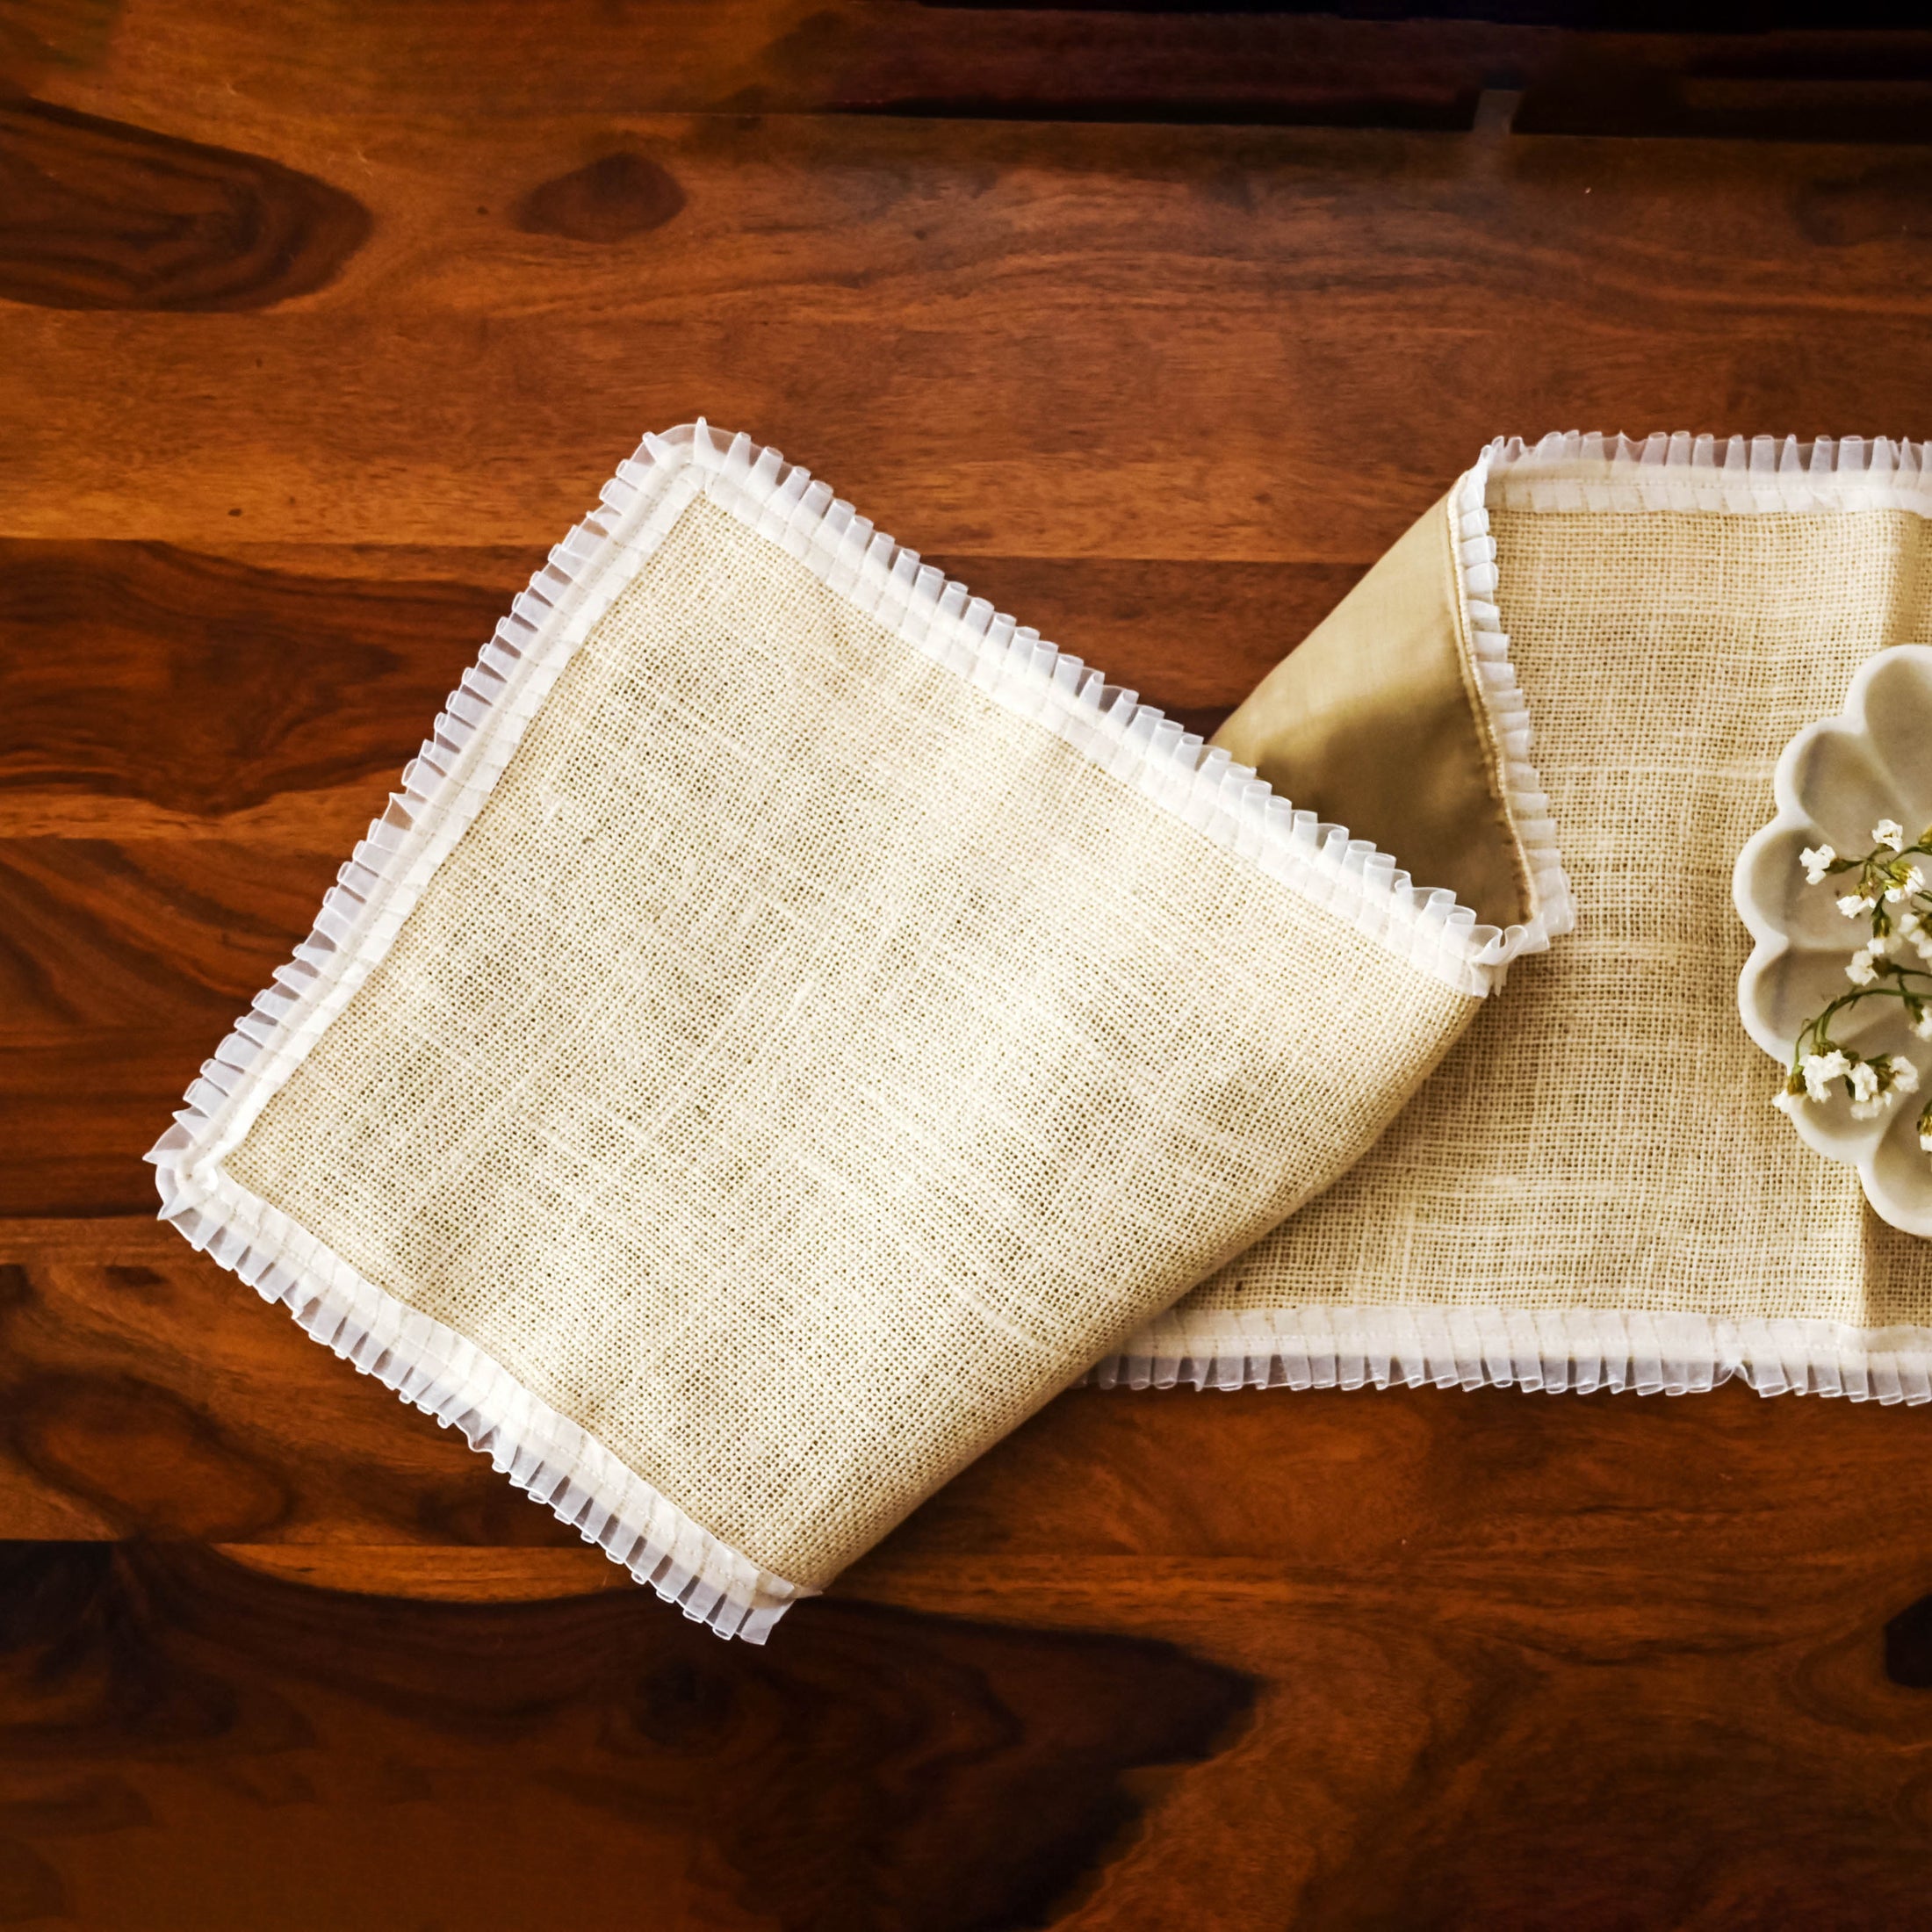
xmin=1790 ymin=977 xmax=1932 ymax=1078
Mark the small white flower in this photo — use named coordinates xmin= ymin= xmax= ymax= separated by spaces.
xmin=1848 ymin=948 xmax=1879 ymax=986
xmin=1870 ymin=929 xmax=1894 ymax=957
xmin=1840 ymin=891 xmax=1873 ymax=918
xmin=1900 ymin=909 xmax=1922 ymax=938
xmin=1876 ymin=819 xmax=1907 ymax=852
xmin=1801 ymin=844 xmax=1836 ymax=883
xmin=1891 ymin=1057 xmax=1921 ymax=1098
xmin=1772 ymin=1088 xmax=1805 ymax=1117
xmin=1921 ymin=1126 xmax=1932 ymax=1154
xmin=1848 ymin=1059 xmax=1881 ymax=1104
xmin=1851 ymin=1099 xmax=1884 ymax=1120
xmin=1803 ymin=1049 xmax=1850 ymax=1101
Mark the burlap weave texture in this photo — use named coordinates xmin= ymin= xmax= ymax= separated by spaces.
xmin=228 ymin=493 xmax=1475 ymax=1586
xmin=1171 ymin=506 xmax=1932 ymax=1332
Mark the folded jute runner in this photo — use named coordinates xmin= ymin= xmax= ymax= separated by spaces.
xmin=151 ymin=423 xmax=1932 ymax=1640
xmin=149 ymin=424 xmax=1548 ymax=1636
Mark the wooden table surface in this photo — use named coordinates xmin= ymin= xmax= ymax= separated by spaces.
xmin=7 ymin=5 xmax=1932 ymax=1926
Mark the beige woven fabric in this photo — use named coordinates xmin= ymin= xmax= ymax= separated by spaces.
xmin=226 ymin=493 xmax=1475 ymax=1589
xmin=1164 ymin=506 xmax=1932 ymax=1335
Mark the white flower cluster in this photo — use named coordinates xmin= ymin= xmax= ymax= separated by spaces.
xmin=1776 ymin=1048 xmax=1919 ymax=1122
xmin=1776 ymin=820 xmax=1932 ymax=1157
xmin=1847 ymin=917 xmax=1932 ymax=988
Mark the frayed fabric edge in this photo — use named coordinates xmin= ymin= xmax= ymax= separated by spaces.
xmin=1088 ymin=1305 xmax=1932 ymax=1403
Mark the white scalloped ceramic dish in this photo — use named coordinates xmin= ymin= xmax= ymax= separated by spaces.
xmin=1735 ymin=644 xmax=1932 ymax=1236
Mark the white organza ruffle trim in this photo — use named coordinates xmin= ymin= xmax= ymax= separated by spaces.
xmin=1090 ymin=1305 xmax=1932 ymax=1403
xmin=145 ymin=427 xmax=848 ymax=1640
xmin=1451 ymin=450 xmax=1576 ymax=956
xmin=1485 ymin=429 xmax=1932 ymax=515
xmin=146 ymin=1173 xmax=808 ymax=1637
xmin=1091 ymin=431 xmax=1932 ymax=1408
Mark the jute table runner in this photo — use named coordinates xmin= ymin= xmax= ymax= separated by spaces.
xmin=152 ymin=424 xmax=1932 ymax=1639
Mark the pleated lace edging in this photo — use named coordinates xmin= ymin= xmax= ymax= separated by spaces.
xmin=148 ymin=1174 xmax=809 ymax=1636
xmin=1090 ymin=430 xmax=1932 ymax=1404
xmin=1089 ymin=1306 xmax=1932 ymax=1403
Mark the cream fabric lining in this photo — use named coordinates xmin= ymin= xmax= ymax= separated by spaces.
xmin=150 ymin=423 xmax=1502 ymax=1637
xmin=1215 ymin=496 xmax=1530 ymax=932
xmin=1109 ymin=474 xmax=1932 ymax=1397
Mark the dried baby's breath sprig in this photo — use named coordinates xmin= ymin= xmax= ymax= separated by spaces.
xmin=1776 ymin=821 xmax=1932 ymax=1156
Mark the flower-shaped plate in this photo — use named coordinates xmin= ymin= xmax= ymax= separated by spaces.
xmin=1735 ymin=644 xmax=1932 ymax=1236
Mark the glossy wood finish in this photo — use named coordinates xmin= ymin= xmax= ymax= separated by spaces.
xmin=5 ymin=4 xmax=1932 ymax=1924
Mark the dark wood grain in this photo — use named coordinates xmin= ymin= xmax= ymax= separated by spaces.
xmin=0 ymin=1248 xmax=598 ymax=1540
xmin=14 ymin=2 xmax=1932 ymax=141
xmin=9 ymin=1 xmax=1932 ymax=1922
xmin=0 ymin=835 xmax=335 ymax=1216
xmin=3 ymin=111 xmax=1930 ymax=552
xmin=0 ymin=1544 xmax=1253 ymax=1930
xmin=5 ymin=1362 xmax=1932 ymax=1923
xmin=516 ymin=151 xmax=688 ymax=242
xmin=0 ymin=543 xmax=516 ymax=811
xmin=0 ymin=98 xmax=370 ymax=311
xmin=0 ymin=540 xmax=1304 ymax=820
